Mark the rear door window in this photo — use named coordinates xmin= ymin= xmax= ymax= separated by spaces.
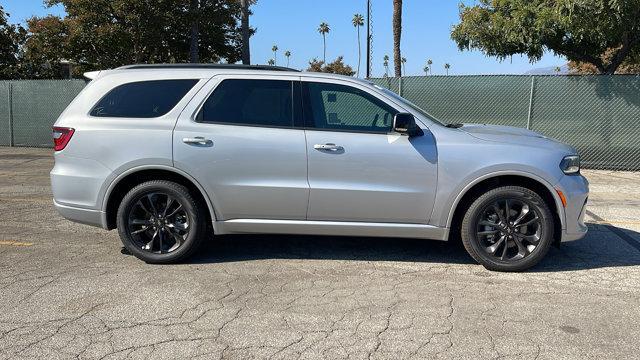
xmin=90 ymin=79 xmax=198 ymax=118
xmin=197 ymin=79 xmax=294 ymax=128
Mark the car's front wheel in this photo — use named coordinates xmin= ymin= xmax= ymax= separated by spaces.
xmin=460 ymin=186 xmax=554 ymax=272
xmin=116 ymin=180 xmax=208 ymax=263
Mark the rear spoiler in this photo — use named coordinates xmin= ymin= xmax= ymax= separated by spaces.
xmin=83 ymin=71 xmax=101 ymax=80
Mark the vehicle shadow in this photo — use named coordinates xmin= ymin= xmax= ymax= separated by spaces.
xmin=189 ymin=223 xmax=640 ymax=272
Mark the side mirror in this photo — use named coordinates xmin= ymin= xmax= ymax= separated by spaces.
xmin=393 ymin=113 xmax=423 ymax=137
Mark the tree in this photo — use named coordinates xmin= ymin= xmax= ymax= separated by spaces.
xmin=318 ymin=22 xmax=330 ymax=63
xmin=569 ymin=48 xmax=640 ymax=74
xmin=0 ymin=6 xmax=26 ymax=79
xmin=307 ymin=58 xmax=324 ymax=73
xmin=239 ymin=0 xmax=254 ymax=65
xmin=22 ymin=16 xmax=70 ymax=78
xmin=272 ymin=44 xmax=278 ymax=65
xmin=444 ymin=63 xmax=450 ymax=75
xmin=383 ymin=55 xmax=389 ymax=77
xmin=324 ymin=56 xmax=355 ymax=76
xmin=189 ymin=0 xmax=199 ymax=63
xmin=451 ymin=0 xmax=640 ymax=75
xmin=267 ymin=58 xmax=275 ymax=66
xmin=307 ymin=56 xmax=355 ymax=76
xmin=26 ymin=0 xmax=245 ymax=75
xmin=352 ymin=13 xmax=364 ymax=77
xmin=554 ymin=66 xmax=561 ymax=75
xmin=427 ymin=59 xmax=433 ymax=75
xmin=401 ymin=57 xmax=406 ymax=76
xmin=423 ymin=66 xmax=429 ymax=76
xmin=392 ymin=0 xmax=403 ymax=77
xmin=284 ymin=50 xmax=291 ymax=67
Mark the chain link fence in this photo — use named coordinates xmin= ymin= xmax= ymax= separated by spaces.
xmin=0 ymin=80 xmax=86 ymax=147
xmin=372 ymin=75 xmax=640 ymax=171
xmin=1 ymin=76 xmax=638 ymax=170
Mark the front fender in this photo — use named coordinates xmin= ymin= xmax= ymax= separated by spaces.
xmin=432 ymin=168 xmax=566 ymax=231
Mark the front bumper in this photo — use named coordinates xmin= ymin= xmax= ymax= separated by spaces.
xmin=556 ymin=174 xmax=589 ymax=242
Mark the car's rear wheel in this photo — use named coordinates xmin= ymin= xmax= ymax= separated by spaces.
xmin=460 ymin=186 xmax=554 ymax=272
xmin=116 ymin=180 xmax=207 ymax=263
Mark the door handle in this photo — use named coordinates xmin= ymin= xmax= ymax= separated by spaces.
xmin=314 ymin=143 xmax=343 ymax=151
xmin=182 ymin=137 xmax=213 ymax=146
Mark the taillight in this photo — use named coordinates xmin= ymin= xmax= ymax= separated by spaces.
xmin=52 ymin=127 xmax=75 ymax=151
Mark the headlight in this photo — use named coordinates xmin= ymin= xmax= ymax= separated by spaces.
xmin=560 ymin=155 xmax=580 ymax=174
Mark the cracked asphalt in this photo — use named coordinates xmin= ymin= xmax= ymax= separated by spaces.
xmin=1 ymin=147 xmax=639 ymax=360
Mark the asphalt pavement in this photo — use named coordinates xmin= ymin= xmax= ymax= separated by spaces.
xmin=1 ymin=147 xmax=639 ymax=359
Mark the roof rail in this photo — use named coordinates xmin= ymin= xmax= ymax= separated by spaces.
xmin=116 ymin=64 xmax=300 ymax=72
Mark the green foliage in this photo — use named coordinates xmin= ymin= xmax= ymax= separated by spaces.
xmin=352 ymin=14 xmax=364 ymax=28
xmin=569 ymin=48 xmax=640 ymax=74
xmin=307 ymin=56 xmax=355 ymax=76
xmin=317 ymin=22 xmax=330 ymax=35
xmin=17 ymin=0 xmax=246 ymax=78
xmin=22 ymin=16 xmax=70 ymax=78
xmin=451 ymin=0 xmax=640 ymax=74
xmin=0 ymin=6 xmax=27 ymax=79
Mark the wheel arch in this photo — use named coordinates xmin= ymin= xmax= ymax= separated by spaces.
xmin=447 ymin=172 xmax=564 ymax=246
xmin=101 ymin=166 xmax=217 ymax=231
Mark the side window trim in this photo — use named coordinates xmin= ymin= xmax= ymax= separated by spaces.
xmin=300 ymin=80 xmax=400 ymax=135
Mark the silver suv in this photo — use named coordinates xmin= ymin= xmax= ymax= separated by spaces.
xmin=51 ymin=64 xmax=588 ymax=271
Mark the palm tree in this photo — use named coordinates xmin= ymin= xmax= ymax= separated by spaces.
xmin=444 ymin=63 xmax=451 ymax=75
xmin=423 ymin=66 xmax=429 ymax=76
xmin=352 ymin=14 xmax=364 ymax=78
xmin=427 ymin=59 xmax=433 ymax=75
xmin=284 ymin=50 xmax=292 ymax=67
xmin=240 ymin=0 xmax=254 ymax=64
xmin=272 ymin=45 xmax=278 ymax=65
xmin=189 ymin=0 xmax=199 ymax=63
xmin=554 ymin=66 xmax=561 ymax=75
xmin=392 ymin=0 xmax=403 ymax=77
xmin=383 ymin=55 xmax=390 ymax=77
xmin=401 ymin=57 xmax=407 ymax=76
xmin=268 ymin=59 xmax=275 ymax=66
xmin=318 ymin=22 xmax=330 ymax=63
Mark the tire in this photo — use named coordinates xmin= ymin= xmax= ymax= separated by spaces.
xmin=460 ymin=186 xmax=554 ymax=272
xmin=116 ymin=180 xmax=208 ymax=264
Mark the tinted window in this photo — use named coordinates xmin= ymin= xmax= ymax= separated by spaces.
xmin=303 ymin=82 xmax=398 ymax=133
xmin=90 ymin=79 xmax=198 ymax=118
xmin=198 ymin=79 xmax=293 ymax=127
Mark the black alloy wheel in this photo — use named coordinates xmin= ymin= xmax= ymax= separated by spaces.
xmin=461 ymin=186 xmax=554 ymax=272
xmin=117 ymin=180 xmax=207 ymax=263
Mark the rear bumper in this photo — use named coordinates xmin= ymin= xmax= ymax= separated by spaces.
xmin=556 ymin=174 xmax=589 ymax=242
xmin=53 ymin=200 xmax=107 ymax=229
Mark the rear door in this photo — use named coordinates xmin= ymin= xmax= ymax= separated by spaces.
xmin=173 ymin=74 xmax=309 ymax=221
xmin=302 ymin=78 xmax=438 ymax=224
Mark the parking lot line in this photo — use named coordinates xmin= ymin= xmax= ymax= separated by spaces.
xmin=586 ymin=210 xmax=640 ymax=253
xmin=0 ymin=240 xmax=34 ymax=247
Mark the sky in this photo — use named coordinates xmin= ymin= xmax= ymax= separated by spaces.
xmin=2 ymin=0 xmax=567 ymax=76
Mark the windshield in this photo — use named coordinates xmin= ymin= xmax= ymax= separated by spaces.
xmin=374 ymin=85 xmax=446 ymax=126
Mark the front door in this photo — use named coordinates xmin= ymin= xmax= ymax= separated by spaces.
xmin=302 ymin=79 xmax=438 ymax=224
xmin=173 ymin=75 xmax=309 ymax=221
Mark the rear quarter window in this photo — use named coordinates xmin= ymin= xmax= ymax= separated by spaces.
xmin=90 ymin=79 xmax=198 ymax=118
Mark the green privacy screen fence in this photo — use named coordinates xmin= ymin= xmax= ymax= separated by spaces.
xmin=371 ymin=75 xmax=640 ymax=171
xmin=0 ymin=80 xmax=86 ymax=148
xmin=1 ymin=76 xmax=639 ymax=170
